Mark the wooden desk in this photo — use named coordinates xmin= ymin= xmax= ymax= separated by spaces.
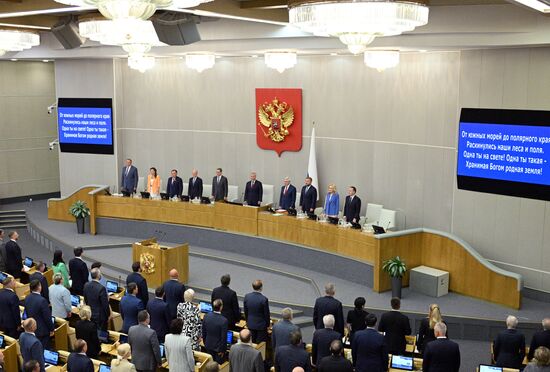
xmin=0 ymin=334 xmax=20 ymax=372
xmin=213 ymin=203 xmax=266 ymax=236
xmin=53 ymin=317 xmax=69 ymax=352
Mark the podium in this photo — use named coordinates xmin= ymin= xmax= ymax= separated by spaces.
xmin=132 ymin=238 xmax=189 ymax=288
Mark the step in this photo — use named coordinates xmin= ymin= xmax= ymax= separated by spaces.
xmin=0 ymin=224 xmax=27 ymax=230
xmin=0 ymin=211 xmax=26 ymax=217
xmin=0 ymin=218 xmax=27 ymax=224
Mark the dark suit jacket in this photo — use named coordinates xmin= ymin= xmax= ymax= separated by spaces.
xmin=75 ymin=319 xmax=101 ymax=358
xmin=166 ymin=176 xmax=184 ymax=198
xmin=69 ymin=257 xmax=89 ymax=296
xmin=188 ymin=177 xmax=203 ymax=199
xmin=163 ymin=279 xmax=185 ymax=319
xmin=279 ymin=184 xmax=297 ymax=210
xmin=378 ymin=310 xmax=412 ymax=355
xmin=343 ymin=195 xmax=362 ymax=223
xmin=211 ymin=285 xmax=240 ymax=329
xmin=126 ymin=272 xmax=149 ymax=307
xmin=275 ymin=344 xmax=311 ymax=372
xmin=202 ymin=312 xmax=228 ymax=353
xmin=418 ymin=318 xmax=448 ymax=353
xmin=244 ymin=180 xmax=263 ymax=206
xmin=83 ymin=280 xmax=110 ymax=330
xmin=0 ymin=240 xmax=6 ymax=272
xmin=24 ymin=292 xmax=54 ymax=338
xmin=29 ymin=271 xmax=49 ymax=303
xmin=147 ymin=298 xmax=171 ymax=342
xmin=121 ymin=165 xmax=139 ymax=192
xmin=4 ymin=240 xmax=22 ymax=278
xmin=529 ymin=329 xmax=550 ymax=360
xmin=312 ymin=328 xmax=341 ymax=366
xmin=19 ymin=332 xmax=45 ymax=372
xmin=494 ymin=328 xmax=526 ymax=369
xmin=422 ymin=338 xmax=461 ymax=372
xmin=243 ymin=291 xmax=270 ymax=331
xmin=128 ymin=323 xmax=162 ymax=371
xmin=313 ymin=296 xmax=345 ymax=336
xmin=318 ymin=355 xmax=354 ymax=372
xmin=67 ymin=352 xmax=94 ymax=372
xmin=120 ymin=294 xmax=145 ymax=334
xmin=352 ymin=328 xmax=388 ymax=372
xmin=212 ymin=175 xmax=228 ymax=201
xmin=0 ymin=289 xmax=21 ymax=335
xmin=299 ymin=185 xmax=317 ymax=213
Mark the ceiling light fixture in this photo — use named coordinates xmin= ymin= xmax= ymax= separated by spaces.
xmin=511 ymin=0 xmax=550 ymax=12
xmin=185 ymin=53 xmax=216 ymax=72
xmin=264 ymin=51 xmax=297 ymax=73
xmin=364 ymin=50 xmax=399 ymax=71
xmin=0 ymin=30 xmax=40 ymax=56
xmin=289 ymin=1 xmax=429 ymax=54
xmin=79 ymin=19 xmax=162 ymax=49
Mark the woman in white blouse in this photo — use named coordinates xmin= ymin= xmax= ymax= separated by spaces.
xmin=165 ymin=318 xmax=195 ymax=372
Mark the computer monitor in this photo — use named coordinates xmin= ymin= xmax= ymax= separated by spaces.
xmin=24 ymin=257 xmax=33 ymax=267
xmin=140 ymin=191 xmax=150 ymax=199
xmin=71 ymin=295 xmax=80 ymax=307
xmin=119 ymin=334 xmax=128 ymax=344
xmin=51 ymin=316 xmax=56 ymax=326
xmin=372 ymin=225 xmax=386 ymax=234
xmin=97 ymin=329 xmax=109 ymax=343
xmin=0 ymin=335 xmax=5 ymax=349
xmin=106 ymin=281 xmax=118 ymax=294
xmin=43 ymin=350 xmax=59 ymax=366
xmin=98 ymin=365 xmax=111 ymax=372
xmin=0 ymin=272 xmax=7 ymax=282
xmin=479 ymin=365 xmax=503 ymax=372
xmin=21 ymin=310 xmax=27 ymax=320
xmin=159 ymin=344 xmax=165 ymax=359
xmin=199 ymin=301 xmax=213 ymax=313
xmin=226 ymin=331 xmax=233 ymax=345
xmin=390 ymin=355 xmax=414 ymax=371
xmin=160 ymin=193 xmax=169 ymax=200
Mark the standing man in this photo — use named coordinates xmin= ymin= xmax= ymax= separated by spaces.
xmin=69 ymin=247 xmax=89 ymax=296
xmin=67 ymin=340 xmax=94 ymax=372
xmin=121 ymin=158 xmax=139 ymax=194
xmin=5 ymin=231 xmax=22 ymax=279
xmin=120 ymin=283 xmax=145 ymax=334
xmin=312 ymin=315 xmax=341 ymax=368
xmin=313 ymin=283 xmax=345 ymax=336
xmin=0 ymin=276 xmax=22 ymax=338
xmin=24 ymin=280 xmax=54 ymax=349
xmin=202 ymin=299 xmax=228 ymax=364
xmin=272 ymin=308 xmax=299 ymax=351
xmin=343 ymin=186 xmax=362 ymax=224
xmin=528 ymin=318 xmax=550 ymax=361
xmin=279 ymin=177 xmax=297 ymax=210
xmin=127 ymin=262 xmax=149 ymax=307
xmin=244 ymin=172 xmax=263 ymax=206
xmin=49 ymin=274 xmax=72 ymax=319
xmin=147 ymin=287 xmax=170 ymax=343
xmin=29 ymin=262 xmax=49 ymax=302
xmin=211 ymin=274 xmax=240 ymax=331
xmin=318 ymin=340 xmax=354 ymax=372
xmin=422 ymin=322 xmax=460 ymax=372
xmin=299 ymin=177 xmax=317 ymax=214
xmin=166 ymin=169 xmax=183 ymax=198
xmin=129 ymin=310 xmax=162 ymax=372
xmin=212 ymin=168 xmax=228 ymax=202
xmin=494 ymin=315 xmax=525 ymax=369
xmin=83 ymin=268 xmax=110 ymax=330
xmin=378 ymin=297 xmax=412 ymax=356
xmin=228 ymin=329 xmax=264 ymax=372
xmin=0 ymin=229 xmax=6 ymax=273
xmin=163 ymin=269 xmax=185 ymax=320
xmin=19 ymin=319 xmax=45 ymax=372
xmin=274 ymin=331 xmax=311 ymax=372
xmin=352 ymin=314 xmax=388 ymax=372
xmin=244 ymin=280 xmax=271 ymax=343
xmin=188 ymin=169 xmax=203 ymax=200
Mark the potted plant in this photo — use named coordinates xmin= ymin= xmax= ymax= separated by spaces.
xmin=69 ymin=200 xmax=90 ymax=234
xmin=382 ymin=256 xmax=407 ymax=299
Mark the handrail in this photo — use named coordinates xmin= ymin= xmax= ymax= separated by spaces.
xmin=47 ymin=185 xmax=109 ymax=207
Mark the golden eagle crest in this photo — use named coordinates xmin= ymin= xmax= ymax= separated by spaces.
xmin=139 ymin=252 xmax=156 ymax=274
xmin=258 ymin=98 xmax=295 ymax=143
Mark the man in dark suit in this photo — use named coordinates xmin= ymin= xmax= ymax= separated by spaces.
xmin=318 ymin=340 xmax=354 ymax=372
xmin=68 ymin=247 xmax=89 ymax=296
xmin=129 ymin=310 xmax=162 ymax=372
xmin=211 ymin=274 xmax=240 ymax=330
xmin=0 ymin=276 xmax=22 ymax=338
xmin=147 ymin=286 xmax=171 ymax=343
xmin=243 ymin=280 xmax=271 ymax=343
xmin=127 ymin=261 xmax=149 ymax=307
xmin=299 ymin=177 xmax=317 ymax=214
xmin=163 ymin=269 xmax=185 ymax=320
xmin=166 ymin=169 xmax=183 ymax=198
xmin=29 ymin=262 xmax=49 ymax=303
xmin=0 ymin=228 xmax=6 ymax=273
xmin=244 ymin=172 xmax=263 ymax=206
xmin=188 ymin=169 xmax=203 ymax=200
xmin=203 ymin=299 xmax=229 ymax=364
xmin=494 ymin=315 xmax=525 ymax=369
xmin=352 ymin=314 xmax=388 ymax=372
xmin=275 ymin=330 xmax=311 ymax=372
xmin=378 ymin=297 xmax=411 ymax=355
xmin=313 ymin=283 xmax=344 ymax=336
xmin=279 ymin=177 xmax=297 ymax=210
xmin=24 ymin=280 xmax=54 ymax=349
xmin=343 ymin=186 xmax=362 ymax=224
xmin=120 ymin=282 xmax=145 ymax=334
xmin=67 ymin=339 xmax=94 ymax=372
xmin=312 ymin=314 xmax=341 ymax=367
xmin=19 ymin=319 xmax=45 ymax=372
xmin=83 ymin=268 xmax=110 ymax=330
xmin=212 ymin=168 xmax=229 ymax=202
xmin=121 ymin=158 xmax=139 ymax=194
xmin=529 ymin=318 xmax=550 ymax=360
xmin=422 ymin=322 xmax=460 ymax=372
xmin=272 ymin=308 xmax=299 ymax=351
xmin=4 ymin=231 xmax=22 ymax=279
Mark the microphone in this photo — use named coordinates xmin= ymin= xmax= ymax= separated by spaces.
xmin=386 ymin=221 xmax=391 ymax=231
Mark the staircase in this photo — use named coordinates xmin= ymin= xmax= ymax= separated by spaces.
xmin=0 ymin=210 xmax=27 ymax=231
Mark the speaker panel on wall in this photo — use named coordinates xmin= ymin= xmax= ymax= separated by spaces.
xmin=152 ymin=12 xmax=201 ymax=46
xmin=51 ymin=17 xmax=86 ymax=49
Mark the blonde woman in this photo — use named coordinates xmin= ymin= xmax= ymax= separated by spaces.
xmin=111 ymin=343 xmax=137 ymax=372
xmin=323 ymin=184 xmax=340 ymax=218
xmin=525 ymin=346 xmax=550 ymax=372
xmin=75 ymin=306 xmax=100 ymax=359
xmin=418 ymin=304 xmax=447 ymax=353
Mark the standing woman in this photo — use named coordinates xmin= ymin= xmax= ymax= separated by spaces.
xmin=147 ymin=167 xmax=161 ymax=197
xmin=176 ymin=289 xmax=202 ymax=350
xmin=418 ymin=303 xmax=447 ymax=353
xmin=323 ymin=184 xmax=340 ymax=218
xmin=346 ymin=297 xmax=368 ymax=343
xmin=164 ymin=318 xmax=195 ymax=372
xmin=52 ymin=250 xmax=70 ymax=289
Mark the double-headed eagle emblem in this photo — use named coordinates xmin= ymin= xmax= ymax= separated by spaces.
xmin=258 ymin=98 xmax=295 ymax=143
xmin=139 ymin=252 xmax=156 ymax=274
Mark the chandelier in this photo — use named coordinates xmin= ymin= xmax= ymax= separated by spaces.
xmin=264 ymin=52 xmax=297 ymax=73
xmin=185 ymin=53 xmax=215 ymax=72
xmin=79 ymin=19 xmax=161 ymax=47
xmin=128 ymin=54 xmax=155 ymax=72
xmin=364 ymin=50 xmax=400 ymax=71
xmin=289 ymin=1 xmax=429 ymax=54
xmin=0 ymin=30 xmax=40 ymax=56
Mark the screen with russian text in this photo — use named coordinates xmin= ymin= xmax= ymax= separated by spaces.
xmin=457 ymin=108 xmax=550 ymax=201
xmin=57 ymin=98 xmax=113 ymax=154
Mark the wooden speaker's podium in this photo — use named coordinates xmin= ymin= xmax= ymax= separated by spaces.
xmin=132 ymin=238 xmax=189 ymax=288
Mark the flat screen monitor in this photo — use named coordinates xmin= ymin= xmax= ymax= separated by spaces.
xmin=97 ymin=330 xmax=109 ymax=343
xmin=199 ymin=301 xmax=213 ymax=313
xmin=23 ymin=257 xmax=33 ymax=267
xmin=57 ymin=98 xmax=114 ymax=155
xmin=390 ymin=355 xmax=414 ymax=371
xmin=21 ymin=310 xmax=27 ymax=320
xmin=226 ymin=331 xmax=233 ymax=345
xmin=119 ymin=334 xmax=128 ymax=344
xmin=0 ymin=272 xmax=7 ymax=282
xmin=44 ymin=350 xmax=59 ymax=366
xmin=98 ymin=365 xmax=111 ymax=372
xmin=106 ymin=281 xmax=118 ymax=294
xmin=0 ymin=335 xmax=4 ymax=349
xmin=51 ymin=316 xmax=56 ymax=326
xmin=71 ymin=295 xmax=80 ymax=307
xmin=159 ymin=344 xmax=165 ymax=358
xmin=479 ymin=365 xmax=503 ymax=372
xmin=457 ymin=108 xmax=550 ymax=201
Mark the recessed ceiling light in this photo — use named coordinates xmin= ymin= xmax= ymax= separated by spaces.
xmin=251 ymin=55 xmax=258 ymax=58
xmin=419 ymin=49 xmax=427 ymax=53
xmin=10 ymin=58 xmax=17 ymax=62
xmin=330 ymin=53 xmax=338 ymax=56
xmin=512 ymin=0 xmax=550 ymax=13
xmin=42 ymin=59 xmax=49 ymax=63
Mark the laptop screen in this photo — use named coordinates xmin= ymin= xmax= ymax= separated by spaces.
xmin=98 ymin=365 xmax=111 ymax=372
xmin=0 ymin=272 xmax=7 ymax=282
xmin=391 ymin=355 xmax=414 ymax=371
xmin=199 ymin=301 xmax=213 ymax=313
xmin=119 ymin=334 xmax=128 ymax=344
xmin=97 ymin=329 xmax=109 ymax=343
xmin=24 ymin=257 xmax=33 ymax=267
xmin=71 ymin=295 xmax=80 ymax=307
xmin=159 ymin=344 xmax=165 ymax=358
xmin=44 ymin=350 xmax=59 ymax=366
xmin=106 ymin=281 xmax=118 ymax=293
xmin=51 ymin=316 xmax=56 ymax=326
xmin=0 ymin=335 xmax=4 ymax=349
xmin=479 ymin=365 xmax=503 ymax=372
xmin=226 ymin=331 xmax=233 ymax=345
xmin=21 ymin=310 xmax=27 ymax=320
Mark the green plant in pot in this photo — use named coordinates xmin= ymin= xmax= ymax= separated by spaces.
xmin=69 ymin=200 xmax=90 ymax=234
xmin=382 ymin=256 xmax=407 ymax=299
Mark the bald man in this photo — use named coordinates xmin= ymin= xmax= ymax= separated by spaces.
xmin=163 ymin=269 xmax=185 ymax=319
xmin=228 ymin=329 xmax=263 ymax=372
xmin=19 ymin=319 xmax=45 ymax=372
xmin=67 ymin=340 xmax=93 ymax=372
xmin=188 ymin=169 xmax=203 ymax=200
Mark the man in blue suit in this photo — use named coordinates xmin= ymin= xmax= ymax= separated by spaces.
xmin=422 ymin=322 xmax=460 ymax=372
xmin=68 ymin=247 xmax=89 ymax=296
xmin=352 ymin=314 xmax=388 ymax=372
xmin=202 ymin=299 xmax=229 ymax=364
xmin=29 ymin=262 xmax=49 ymax=303
xmin=24 ymin=280 xmax=54 ymax=349
xmin=299 ymin=177 xmax=317 ymax=214
xmin=67 ymin=339 xmax=94 ymax=372
xmin=244 ymin=172 xmax=263 ymax=206
xmin=166 ymin=169 xmax=183 ymax=198
xmin=243 ymin=280 xmax=271 ymax=343
xmin=188 ymin=169 xmax=203 ymax=200
xmin=279 ymin=177 xmax=297 ymax=210
xmin=313 ymin=283 xmax=345 ymax=336
xmin=127 ymin=262 xmax=149 ymax=307
xmin=19 ymin=319 xmax=45 ymax=372
xmin=163 ymin=269 xmax=185 ymax=320
xmin=120 ymin=283 xmax=145 ymax=334
xmin=147 ymin=286 xmax=171 ymax=342
xmin=275 ymin=330 xmax=311 ymax=372
xmin=121 ymin=158 xmax=139 ymax=194
xmin=0 ymin=277 xmax=21 ymax=338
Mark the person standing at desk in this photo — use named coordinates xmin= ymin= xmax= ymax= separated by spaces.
xmin=300 ymin=177 xmax=317 ymax=214
xmin=279 ymin=177 xmax=296 ymax=210
xmin=212 ymin=168 xmax=228 ymax=202
xmin=323 ymin=184 xmax=339 ymax=218
xmin=166 ymin=169 xmax=183 ymax=198
xmin=121 ymin=159 xmax=138 ymax=195
xmin=147 ymin=167 xmax=161 ymax=197
xmin=343 ymin=186 xmax=361 ymax=224
xmin=188 ymin=169 xmax=203 ymax=200
xmin=244 ymin=172 xmax=263 ymax=206
xmin=4 ymin=231 xmax=22 ymax=279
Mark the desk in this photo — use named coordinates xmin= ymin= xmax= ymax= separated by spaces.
xmin=53 ymin=317 xmax=69 ymax=352
xmin=0 ymin=334 xmax=19 ymax=372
